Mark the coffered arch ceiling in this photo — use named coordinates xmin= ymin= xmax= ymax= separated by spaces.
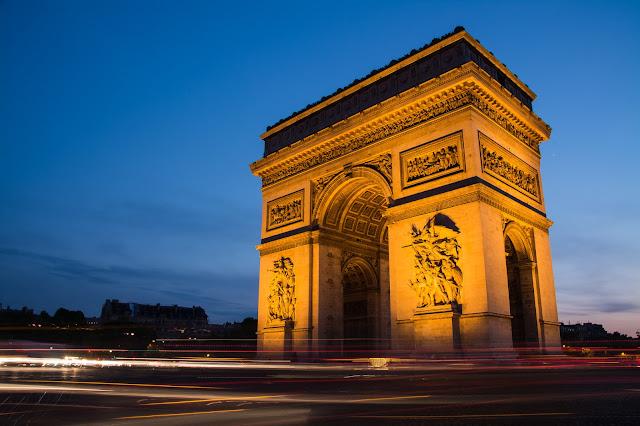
xmin=321 ymin=178 xmax=388 ymax=244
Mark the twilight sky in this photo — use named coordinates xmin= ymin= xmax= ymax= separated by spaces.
xmin=1 ymin=0 xmax=638 ymax=334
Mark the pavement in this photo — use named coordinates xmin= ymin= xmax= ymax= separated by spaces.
xmin=1 ymin=355 xmax=639 ymax=425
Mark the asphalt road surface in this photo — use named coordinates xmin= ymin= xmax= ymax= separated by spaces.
xmin=1 ymin=360 xmax=639 ymax=425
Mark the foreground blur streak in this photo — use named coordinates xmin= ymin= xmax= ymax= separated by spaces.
xmin=0 ymin=355 xmax=639 ymax=424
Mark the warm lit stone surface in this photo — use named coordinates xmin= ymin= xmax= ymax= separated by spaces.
xmin=251 ymin=30 xmax=560 ymax=358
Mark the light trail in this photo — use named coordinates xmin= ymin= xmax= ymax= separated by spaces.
xmin=22 ymin=379 xmax=222 ymax=389
xmin=0 ymin=384 xmax=111 ymax=392
xmin=355 ymin=412 xmax=574 ymax=418
xmin=352 ymin=395 xmax=431 ymax=402
xmin=115 ymin=408 xmax=246 ymax=419
xmin=0 ymin=402 xmax=123 ymax=409
xmin=143 ymin=394 xmax=285 ymax=405
xmin=0 ymin=410 xmax=42 ymax=416
xmin=1 ymin=354 xmax=637 ymax=372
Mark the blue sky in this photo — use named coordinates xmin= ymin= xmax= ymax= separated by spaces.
xmin=1 ymin=0 xmax=638 ymax=334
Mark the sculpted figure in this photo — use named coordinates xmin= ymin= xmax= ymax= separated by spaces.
xmin=267 ymin=257 xmax=296 ymax=321
xmin=269 ymin=199 xmax=302 ymax=227
xmin=378 ymin=154 xmax=392 ymax=181
xmin=482 ymin=145 xmax=538 ymax=197
xmin=406 ymin=144 xmax=459 ymax=183
xmin=406 ymin=214 xmax=463 ymax=308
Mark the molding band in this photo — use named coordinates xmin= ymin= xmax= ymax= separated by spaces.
xmin=391 ymin=176 xmax=546 ymax=217
xmin=258 ymin=83 xmax=545 ymax=188
xmin=387 ymin=180 xmax=552 ymax=232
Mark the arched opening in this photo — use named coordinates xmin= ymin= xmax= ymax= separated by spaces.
xmin=505 ymin=236 xmax=526 ymax=345
xmin=342 ymin=257 xmax=378 ymax=353
xmin=504 ymin=225 xmax=540 ymax=349
xmin=316 ymin=168 xmax=391 ymax=354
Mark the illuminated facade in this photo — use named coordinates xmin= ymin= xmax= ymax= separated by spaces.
xmin=250 ymin=28 xmax=561 ymax=356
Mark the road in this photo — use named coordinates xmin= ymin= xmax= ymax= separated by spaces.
xmin=1 ymin=359 xmax=639 ymax=425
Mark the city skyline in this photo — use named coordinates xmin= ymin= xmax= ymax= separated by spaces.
xmin=1 ymin=1 xmax=638 ymax=334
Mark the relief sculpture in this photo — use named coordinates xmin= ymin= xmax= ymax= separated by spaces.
xmin=400 ymin=132 xmax=464 ymax=188
xmin=269 ymin=199 xmax=302 ymax=227
xmin=267 ymin=257 xmax=296 ymax=322
xmin=406 ymin=214 xmax=462 ymax=307
xmin=406 ymin=145 xmax=459 ymax=183
xmin=481 ymin=144 xmax=539 ymax=198
xmin=312 ymin=174 xmax=336 ymax=209
xmin=363 ymin=154 xmax=392 ymax=183
xmin=266 ymin=190 xmax=304 ymax=231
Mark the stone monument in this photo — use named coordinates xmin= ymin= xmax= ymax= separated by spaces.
xmin=250 ymin=27 xmax=561 ymax=357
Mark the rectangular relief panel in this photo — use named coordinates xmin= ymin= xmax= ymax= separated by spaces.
xmin=479 ymin=132 xmax=540 ymax=202
xmin=266 ymin=189 xmax=305 ymax=231
xmin=400 ymin=131 xmax=465 ymax=189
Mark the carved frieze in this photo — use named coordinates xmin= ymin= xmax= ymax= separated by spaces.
xmin=362 ymin=153 xmax=392 ymax=183
xmin=266 ymin=190 xmax=304 ymax=231
xmin=267 ymin=257 xmax=296 ymax=322
xmin=406 ymin=214 xmax=462 ymax=308
xmin=479 ymin=133 xmax=540 ymax=201
xmin=400 ymin=132 xmax=464 ymax=188
xmin=260 ymin=86 xmax=542 ymax=188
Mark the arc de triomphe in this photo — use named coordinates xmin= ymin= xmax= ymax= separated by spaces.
xmin=250 ymin=28 xmax=561 ymax=357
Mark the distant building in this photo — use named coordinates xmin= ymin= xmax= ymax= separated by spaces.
xmin=100 ymin=299 xmax=208 ymax=331
xmin=560 ymin=322 xmax=608 ymax=341
xmin=85 ymin=316 xmax=100 ymax=326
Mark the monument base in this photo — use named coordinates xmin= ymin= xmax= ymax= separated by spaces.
xmin=459 ymin=313 xmax=515 ymax=358
xmin=257 ymin=320 xmax=294 ymax=359
xmin=410 ymin=303 xmax=461 ymax=353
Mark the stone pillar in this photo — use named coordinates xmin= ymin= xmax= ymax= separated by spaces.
xmin=411 ymin=304 xmax=461 ymax=353
xmin=258 ymin=320 xmax=293 ymax=359
xmin=312 ymin=239 xmax=343 ymax=358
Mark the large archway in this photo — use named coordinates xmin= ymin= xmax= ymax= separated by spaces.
xmin=504 ymin=223 xmax=541 ymax=349
xmin=315 ymin=168 xmax=391 ymax=354
xmin=342 ymin=256 xmax=378 ymax=351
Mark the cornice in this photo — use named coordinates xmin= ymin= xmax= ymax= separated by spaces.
xmin=261 ymin=31 xmax=536 ymax=140
xmin=252 ymin=63 xmax=546 ymax=174
xmin=252 ymin=65 xmax=472 ymax=175
xmin=257 ymin=227 xmax=390 ymax=256
xmin=386 ymin=184 xmax=553 ymax=232
xmin=256 ymin=231 xmax=313 ymax=256
xmin=251 ymin=69 xmax=550 ymax=188
xmin=467 ymin=63 xmax=551 ymax=138
xmin=460 ymin=312 xmax=513 ymax=320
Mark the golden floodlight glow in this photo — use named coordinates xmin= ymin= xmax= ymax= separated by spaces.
xmin=250 ymin=29 xmax=561 ymax=359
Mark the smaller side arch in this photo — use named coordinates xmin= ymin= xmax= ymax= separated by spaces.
xmin=503 ymin=221 xmax=541 ymax=348
xmin=503 ymin=221 xmax=534 ymax=262
xmin=341 ymin=256 xmax=378 ymax=291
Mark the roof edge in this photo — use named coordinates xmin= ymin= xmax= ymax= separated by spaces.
xmin=261 ymin=28 xmax=537 ymax=140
